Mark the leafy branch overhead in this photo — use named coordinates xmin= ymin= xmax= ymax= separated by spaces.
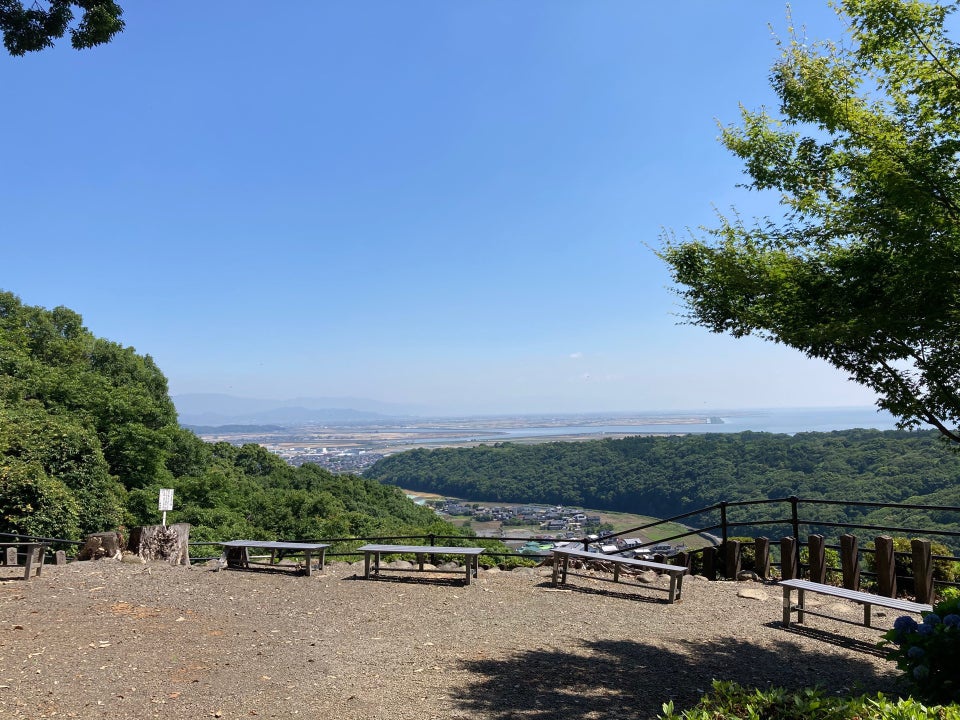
xmin=659 ymin=0 xmax=960 ymax=443
xmin=0 ymin=1 xmax=123 ymax=56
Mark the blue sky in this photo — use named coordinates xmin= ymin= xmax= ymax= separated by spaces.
xmin=0 ymin=1 xmax=885 ymax=416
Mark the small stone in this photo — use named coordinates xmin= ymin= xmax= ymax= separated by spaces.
xmin=737 ymin=587 xmax=768 ymax=601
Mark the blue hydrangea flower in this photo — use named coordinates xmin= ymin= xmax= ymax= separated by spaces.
xmin=923 ymin=613 xmax=942 ymax=626
xmin=908 ymin=646 xmax=925 ymax=659
xmin=913 ymin=665 xmax=930 ymax=680
xmin=917 ymin=623 xmax=935 ymax=636
xmin=943 ymin=614 xmax=960 ymax=628
xmin=894 ymin=616 xmax=919 ymax=633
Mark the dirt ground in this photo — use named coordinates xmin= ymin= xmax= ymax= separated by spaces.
xmin=0 ymin=558 xmax=906 ymax=720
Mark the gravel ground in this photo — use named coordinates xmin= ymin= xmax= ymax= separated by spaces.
xmin=0 ymin=558 xmax=906 ymax=720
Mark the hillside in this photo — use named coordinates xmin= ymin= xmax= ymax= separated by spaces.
xmin=0 ymin=291 xmax=457 ymax=544
xmin=364 ymin=430 xmax=960 ymax=541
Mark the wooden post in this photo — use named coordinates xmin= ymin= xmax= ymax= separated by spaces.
xmin=725 ymin=539 xmax=741 ymax=580
xmin=55 ymin=550 xmax=67 ymax=565
xmin=875 ymin=535 xmax=897 ymax=598
xmin=702 ymin=545 xmax=717 ymax=581
xmin=840 ymin=534 xmax=860 ymax=590
xmin=780 ymin=537 xmax=798 ymax=580
xmin=808 ymin=534 xmax=826 ymax=583
xmin=5 ymin=547 xmax=16 ymax=566
xmin=755 ymin=537 xmax=770 ymax=580
xmin=911 ymin=538 xmax=934 ymax=605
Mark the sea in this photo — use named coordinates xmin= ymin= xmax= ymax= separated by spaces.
xmin=398 ymin=406 xmax=908 ymax=446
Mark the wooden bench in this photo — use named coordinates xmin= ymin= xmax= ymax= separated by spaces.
xmin=780 ymin=578 xmax=932 ymax=628
xmin=1 ymin=543 xmax=48 ymax=580
xmin=357 ymin=544 xmax=485 ymax=586
xmin=218 ymin=540 xmax=329 ymax=576
xmin=550 ymin=547 xmax=687 ymax=603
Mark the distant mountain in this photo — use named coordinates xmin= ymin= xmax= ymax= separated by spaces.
xmin=173 ymin=393 xmax=427 ymax=426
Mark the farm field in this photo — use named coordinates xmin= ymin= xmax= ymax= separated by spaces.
xmin=403 ymin=491 xmax=710 ymax=548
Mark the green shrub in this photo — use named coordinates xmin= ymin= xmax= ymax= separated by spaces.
xmin=865 ymin=537 xmax=960 ymax=592
xmin=659 ymin=679 xmax=960 ymax=720
xmin=882 ymin=596 xmax=960 ymax=704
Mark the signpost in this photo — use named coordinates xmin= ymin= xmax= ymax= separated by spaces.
xmin=159 ymin=488 xmax=174 ymax=527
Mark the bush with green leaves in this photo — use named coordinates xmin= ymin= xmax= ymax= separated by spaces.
xmin=882 ymin=596 xmax=960 ymax=704
xmin=659 ymin=680 xmax=960 ymax=720
xmin=865 ymin=537 xmax=960 ymax=596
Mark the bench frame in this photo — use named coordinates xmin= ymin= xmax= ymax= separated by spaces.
xmin=550 ymin=547 xmax=687 ymax=603
xmin=2 ymin=542 xmax=47 ymax=580
xmin=780 ymin=578 xmax=931 ymax=628
xmin=218 ymin=540 xmax=329 ymax=576
xmin=356 ymin=544 xmax=485 ymax=586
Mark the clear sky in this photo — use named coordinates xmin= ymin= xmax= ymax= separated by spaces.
xmin=0 ymin=1 xmax=884 ymax=416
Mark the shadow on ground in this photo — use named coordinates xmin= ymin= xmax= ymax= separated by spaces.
xmin=456 ymin=634 xmax=900 ymax=720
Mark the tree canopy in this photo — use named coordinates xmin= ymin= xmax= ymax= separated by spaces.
xmin=0 ymin=291 xmax=467 ymax=549
xmin=659 ymin=0 xmax=960 ymax=443
xmin=0 ymin=1 xmax=123 ymax=56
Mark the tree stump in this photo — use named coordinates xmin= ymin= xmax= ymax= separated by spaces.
xmin=77 ymin=531 xmax=123 ymax=561
xmin=128 ymin=524 xmax=191 ymax=565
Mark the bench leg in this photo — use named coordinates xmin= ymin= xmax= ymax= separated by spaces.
xmin=797 ymin=588 xmax=805 ymax=624
xmin=864 ymin=603 xmax=871 ymax=628
xmin=613 ymin=564 xmax=621 ymax=583
xmin=782 ymin=586 xmax=793 ymax=626
xmin=417 ymin=553 xmax=425 ymax=572
xmin=561 ymin=555 xmax=570 ymax=584
xmin=363 ymin=552 xmax=371 ymax=579
xmin=667 ymin=574 xmax=678 ymax=604
xmin=303 ymin=551 xmax=313 ymax=577
xmin=318 ymin=549 xmax=325 ymax=571
xmin=551 ymin=556 xmax=560 ymax=586
xmin=464 ymin=559 xmax=471 ymax=586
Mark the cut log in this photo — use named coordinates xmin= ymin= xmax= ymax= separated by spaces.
xmin=128 ymin=524 xmax=191 ymax=565
xmin=76 ymin=531 xmax=123 ymax=561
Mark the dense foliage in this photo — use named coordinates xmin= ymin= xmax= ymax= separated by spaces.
xmin=659 ymin=680 xmax=960 ymax=720
xmin=365 ymin=430 xmax=960 ymax=545
xmin=0 ymin=1 xmax=123 ymax=56
xmin=0 ymin=291 xmax=461 ymax=546
xmin=883 ymin=595 xmax=960 ymax=705
xmin=660 ymin=0 xmax=960 ymax=444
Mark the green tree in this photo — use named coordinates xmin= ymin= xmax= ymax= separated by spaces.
xmin=0 ymin=1 xmax=123 ymax=56
xmin=659 ymin=0 xmax=960 ymax=443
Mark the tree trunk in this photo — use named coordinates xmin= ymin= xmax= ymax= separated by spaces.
xmin=77 ymin=531 xmax=123 ymax=561
xmin=128 ymin=523 xmax=191 ymax=565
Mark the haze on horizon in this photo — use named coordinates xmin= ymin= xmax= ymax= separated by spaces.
xmin=1 ymin=2 xmax=883 ymax=418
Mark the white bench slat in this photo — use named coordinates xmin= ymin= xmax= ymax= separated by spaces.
xmin=780 ymin=578 xmax=931 ymax=628
xmin=550 ymin=547 xmax=687 ymax=603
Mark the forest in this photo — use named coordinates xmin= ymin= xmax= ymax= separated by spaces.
xmin=0 ymin=291 xmax=460 ymax=546
xmin=364 ymin=430 xmax=960 ymax=544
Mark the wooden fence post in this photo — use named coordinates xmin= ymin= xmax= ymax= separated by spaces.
xmin=911 ymin=538 xmax=934 ymax=605
xmin=5 ymin=547 xmax=15 ymax=566
xmin=55 ymin=550 xmax=67 ymax=565
xmin=780 ymin=537 xmax=798 ymax=580
xmin=755 ymin=537 xmax=770 ymax=580
xmin=808 ymin=534 xmax=826 ymax=583
xmin=702 ymin=546 xmax=717 ymax=581
xmin=875 ymin=535 xmax=897 ymax=598
xmin=725 ymin=539 xmax=741 ymax=579
xmin=840 ymin=534 xmax=860 ymax=590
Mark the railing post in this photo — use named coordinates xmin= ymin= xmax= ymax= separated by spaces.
xmin=875 ymin=535 xmax=897 ymax=598
xmin=808 ymin=534 xmax=826 ymax=583
xmin=755 ymin=537 xmax=770 ymax=580
xmin=840 ymin=534 xmax=860 ymax=590
xmin=911 ymin=538 xmax=933 ymax=605
xmin=725 ymin=539 xmax=741 ymax=580
xmin=780 ymin=537 xmax=798 ymax=580
xmin=702 ymin=546 xmax=717 ymax=581
xmin=719 ymin=502 xmax=728 ymax=548
xmin=789 ymin=496 xmax=800 ymax=547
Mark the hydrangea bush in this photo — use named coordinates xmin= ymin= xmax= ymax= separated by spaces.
xmin=882 ymin=596 xmax=960 ymax=704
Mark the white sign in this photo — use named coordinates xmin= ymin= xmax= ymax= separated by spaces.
xmin=159 ymin=488 xmax=174 ymax=512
